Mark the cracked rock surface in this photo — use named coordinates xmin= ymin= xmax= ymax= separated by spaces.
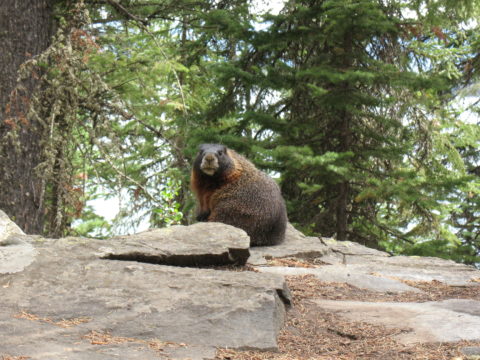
xmin=1 ymin=210 xmax=480 ymax=359
xmin=101 ymin=222 xmax=251 ymax=267
xmin=0 ymin=211 xmax=288 ymax=359
xmin=249 ymin=222 xmax=480 ymax=348
xmin=250 ymin=225 xmax=480 ymax=289
xmin=314 ymin=299 xmax=480 ymax=344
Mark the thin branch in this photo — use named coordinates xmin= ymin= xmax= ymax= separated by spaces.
xmin=93 ymin=139 xmax=157 ymax=203
xmin=104 ymin=0 xmax=148 ymax=26
xmin=99 ymin=4 xmax=188 ymax=116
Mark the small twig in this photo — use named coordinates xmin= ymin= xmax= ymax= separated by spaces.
xmin=102 ymin=2 xmax=188 ymax=116
xmin=105 ymin=0 xmax=148 ymax=26
xmin=93 ymin=139 xmax=157 ymax=203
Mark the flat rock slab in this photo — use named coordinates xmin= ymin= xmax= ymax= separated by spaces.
xmin=3 ymin=210 xmax=480 ymax=358
xmin=1 ymin=250 xmax=290 ymax=358
xmin=318 ymin=239 xmax=480 ymax=286
xmin=256 ymin=258 xmax=480 ymax=292
xmin=249 ymin=228 xmax=480 ymax=291
xmin=314 ymin=298 xmax=480 ymax=344
xmin=104 ymin=222 xmax=251 ymax=266
xmin=321 ymin=237 xmax=390 ymax=257
xmin=0 ymin=218 xmax=290 ymax=359
xmin=257 ymin=265 xmax=420 ymax=293
xmin=248 ymin=224 xmax=330 ymax=265
xmin=332 ymin=257 xmax=480 ymax=286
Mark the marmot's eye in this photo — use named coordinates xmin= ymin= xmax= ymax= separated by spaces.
xmin=217 ymin=150 xmax=223 ymax=156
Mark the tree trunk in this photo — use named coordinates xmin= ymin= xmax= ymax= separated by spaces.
xmin=335 ymin=31 xmax=353 ymax=241
xmin=336 ymin=181 xmax=349 ymax=240
xmin=0 ymin=0 xmax=57 ymax=233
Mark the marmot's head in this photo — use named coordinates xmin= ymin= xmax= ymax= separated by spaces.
xmin=194 ymin=144 xmax=233 ymax=176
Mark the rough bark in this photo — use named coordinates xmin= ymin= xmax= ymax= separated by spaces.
xmin=0 ymin=1 xmax=57 ymax=234
xmin=335 ymin=30 xmax=353 ymax=241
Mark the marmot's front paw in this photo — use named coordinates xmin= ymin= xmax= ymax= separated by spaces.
xmin=196 ymin=211 xmax=210 ymax=222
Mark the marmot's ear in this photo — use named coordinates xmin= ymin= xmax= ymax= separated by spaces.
xmin=222 ymin=145 xmax=227 ymax=152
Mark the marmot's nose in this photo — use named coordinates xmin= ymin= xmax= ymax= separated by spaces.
xmin=204 ymin=153 xmax=215 ymax=163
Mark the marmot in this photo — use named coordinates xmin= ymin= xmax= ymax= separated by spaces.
xmin=190 ymin=143 xmax=287 ymax=246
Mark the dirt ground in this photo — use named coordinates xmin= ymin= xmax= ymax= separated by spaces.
xmin=216 ymin=273 xmax=480 ymax=360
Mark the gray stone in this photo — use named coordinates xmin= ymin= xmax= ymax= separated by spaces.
xmin=319 ymin=240 xmax=479 ymax=286
xmin=314 ymin=299 xmax=480 ymax=344
xmin=103 ymin=222 xmax=251 ymax=266
xmin=0 ymin=211 xmax=37 ymax=274
xmin=162 ymin=344 xmax=217 ymax=360
xmin=340 ymin=257 xmax=480 ymax=286
xmin=3 ymin=208 xmax=480 ymax=358
xmin=1 ymin=250 xmax=289 ymax=357
xmin=321 ymin=237 xmax=390 ymax=257
xmin=461 ymin=346 xmax=480 ymax=359
xmin=248 ymin=223 xmax=330 ymax=265
xmin=317 ymin=241 xmax=480 ymax=285
xmin=0 ymin=219 xmax=290 ymax=359
xmin=250 ymin=225 xmax=480 ymax=288
xmin=431 ymin=298 xmax=480 ymax=316
xmin=257 ymin=265 xmax=420 ymax=293
xmin=0 ymin=209 xmax=24 ymax=241
xmin=0 ymin=234 xmax=37 ymax=274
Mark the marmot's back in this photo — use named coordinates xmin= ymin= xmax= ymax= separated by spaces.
xmin=191 ymin=144 xmax=287 ymax=246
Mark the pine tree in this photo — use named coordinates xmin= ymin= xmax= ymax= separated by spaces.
xmin=0 ymin=0 xmax=59 ymax=233
xmin=205 ymin=0 xmax=480 ymax=263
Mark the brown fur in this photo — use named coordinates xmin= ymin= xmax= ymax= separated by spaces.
xmin=191 ymin=144 xmax=287 ymax=246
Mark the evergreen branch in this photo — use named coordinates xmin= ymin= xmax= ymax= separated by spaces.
xmin=93 ymin=139 xmax=157 ymax=203
xmin=371 ymin=220 xmax=415 ymax=245
xmin=91 ymin=2 xmax=193 ymax=116
xmin=133 ymin=117 xmax=187 ymax=167
xmin=104 ymin=0 xmax=148 ymax=26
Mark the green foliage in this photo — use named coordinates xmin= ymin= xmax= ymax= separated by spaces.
xmin=68 ymin=0 xmax=258 ymax=233
xmin=72 ymin=206 xmax=111 ymax=239
xmin=150 ymin=178 xmax=184 ymax=227
xmin=17 ymin=0 xmax=479 ymax=264
xmin=4 ymin=1 xmax=128 ymax=237
xmin=197 ymin=0 xmax=480 ymax=263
